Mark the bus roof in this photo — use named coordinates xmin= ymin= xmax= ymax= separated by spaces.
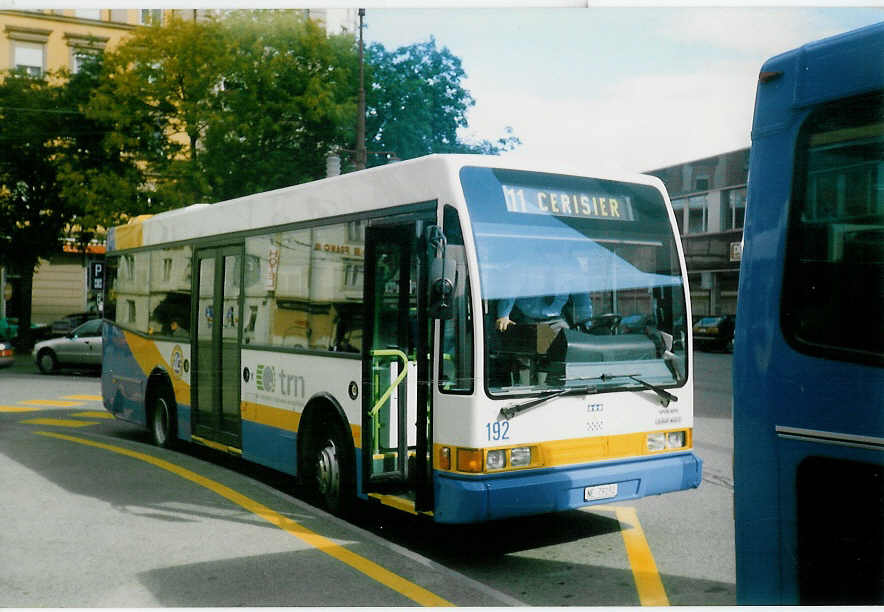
xmin=107 ymin=154 xmax=665 ymax=252
xmin=753 ymin=21 xmax=884 ymax=134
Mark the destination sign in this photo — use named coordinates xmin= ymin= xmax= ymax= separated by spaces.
xmin=501 ymin=184 xmax=635 ymax=221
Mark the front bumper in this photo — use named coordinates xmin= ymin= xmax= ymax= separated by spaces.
xmin=433 ymin=451 xmax=702 ymax=523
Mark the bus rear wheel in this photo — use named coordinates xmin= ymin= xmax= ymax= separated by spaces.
xmin=150 ymin=389 xmax=176 ymax=449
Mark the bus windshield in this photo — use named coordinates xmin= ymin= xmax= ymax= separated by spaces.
xmin=460 ymin=166 xmax=687 ymax=395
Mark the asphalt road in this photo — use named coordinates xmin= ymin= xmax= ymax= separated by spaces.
xmin=0 ymin=349 xmax=736 ymax=606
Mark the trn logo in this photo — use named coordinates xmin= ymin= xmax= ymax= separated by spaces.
xmin=256 ymin=364 xmax=276 ymax=393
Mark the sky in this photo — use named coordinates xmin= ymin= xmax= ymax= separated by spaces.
xmin=363 ymin=6 xmax=884 ymax=173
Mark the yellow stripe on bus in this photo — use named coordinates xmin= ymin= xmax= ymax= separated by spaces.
xmin=241 ymin=401 xmax=362 ymax=449
xmin=433 ymin=429 xmax=693 ymax=473
xmin=34 ymin=431 xmax=452 ymax=607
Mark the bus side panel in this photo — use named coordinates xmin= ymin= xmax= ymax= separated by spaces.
xmin=734 ymin=123 xmax=797 ymax=605
xmin=239 ymin=350 xmax=362 ymax=479
xmin=102 ymin=324 xmax=149 ymax=426
xmin=101 ymin=325 xmax=193 ymax=439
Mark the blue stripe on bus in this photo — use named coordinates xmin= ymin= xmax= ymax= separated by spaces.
xmin=241 ymin=419 xmax=299 ymax=476
xmin=432 ymin=451 xmax=702 ymax=524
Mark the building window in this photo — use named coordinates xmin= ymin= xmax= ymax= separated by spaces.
xmin=727 ymin=188 xmax=746 ymax=230
xmin=140 ymin=9 xmax=163 ymax=25
xmin=74 ymin=9 xmax=101 ymax=20
xmin=695 ymin=177 xmax=710 ymax=191
xmin=672 ymin=198 xmax=686 ymax=235
xmin=71 ymin=49 xmax=96 ymax=73
xmin=12 ymin=41 xmax=44 ymax=76
xmin=109 ymin=10 xmax=129 ymax=23
xmin=687 ymin=194 xmax=708 ymax=234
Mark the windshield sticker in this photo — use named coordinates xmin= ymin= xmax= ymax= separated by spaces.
xmin=502 ymin=184 xmax=635 ymax=221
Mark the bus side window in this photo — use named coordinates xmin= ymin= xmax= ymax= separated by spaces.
xmin=783 ymin=92 xmax=884 ymax=365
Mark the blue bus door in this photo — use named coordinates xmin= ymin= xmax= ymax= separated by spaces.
xmin=362 ymin=220 xmax=433 ymax=512
xmin=192 ymin=245 xmax=243 ymax=450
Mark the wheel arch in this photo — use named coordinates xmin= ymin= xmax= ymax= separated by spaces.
xmin=297 ymin=392 xmax=355 ymax=480
xmin=145 ymin=367 xmax=176 ymax=425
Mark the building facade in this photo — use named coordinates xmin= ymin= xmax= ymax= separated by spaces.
xmin=647 ymin=148 xmax=748 ymax=317
xmin=0 ymin=8 xmax=357 ymax=328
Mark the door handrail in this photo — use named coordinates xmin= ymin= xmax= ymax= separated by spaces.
xmin=369 ymin=348 xmax=409 ymax=417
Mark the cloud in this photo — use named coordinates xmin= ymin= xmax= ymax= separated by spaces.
xmin=466 ymin=60 xmax=757 ymax=173
xmin=659 ymin=8 xmax=861 ymax=57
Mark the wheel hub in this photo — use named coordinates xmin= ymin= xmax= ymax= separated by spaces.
xmin=317 ymin=439 xmax=340 ymax=497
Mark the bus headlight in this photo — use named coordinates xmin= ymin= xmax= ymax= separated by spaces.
xmin=487 ymin=449 xmax=506 ymax=470
xmin=647 ymin=430 xmax=687 ymax=451
xmin=510 ymin=447 xmax=532 ymax=467
xmin=666 ymin=431 xmax=686 ymax=449
xmin=647 ymin=432 xmax=666 ymax=451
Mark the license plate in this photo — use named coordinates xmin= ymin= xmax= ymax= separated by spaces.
xmin=585 ymin=483 xmax=618 ymax=501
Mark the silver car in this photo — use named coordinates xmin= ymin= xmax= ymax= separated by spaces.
xmin=33 ymin=319 xmax=103 ymax=374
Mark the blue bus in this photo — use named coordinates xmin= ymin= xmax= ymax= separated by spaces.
xmin=734 ymin=22 xmax=884 ymax=604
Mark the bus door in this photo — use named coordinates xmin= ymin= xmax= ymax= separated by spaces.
xmin=193 ymin=245 xmax=243 ymax=450
xmin=362 ymin=221 xmax=433 ymax=512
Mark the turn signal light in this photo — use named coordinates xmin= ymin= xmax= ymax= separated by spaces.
xmin=438 ymin=447 xmax=451 ymax=470
xmin=457 ymin=448 xmax=483 ymax=473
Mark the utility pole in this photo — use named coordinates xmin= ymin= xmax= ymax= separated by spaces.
xmin=355 ymin=8 xmax=367 ymax=170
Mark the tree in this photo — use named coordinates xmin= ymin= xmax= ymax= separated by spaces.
xmin=88 ymin=11 xmax=360 ymax=206
xmin=87 ymin=15 xmax=232 ymax=209
xmin=199 ymin=10 xmax=359 ymax=200
xmin=364 ymin=37 xmax=520 ymax=166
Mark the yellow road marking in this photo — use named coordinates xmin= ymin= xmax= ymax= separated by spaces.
xmin=34 ymin=431 xmax=454 ymax=607
xmin=63 ymin=395 xmax=102 ymax=401
xmin=71 ymin=411 xmax=114 ymax=419
xmin=19 ymin=399 xmax=84 ymax=407
xmin=0 ymin=405 xmax=41 ymax=413
xmin=22 ymin=418 xmax=99 ymax=428
xmin=613 ymin=506 xmax=669 ymax=606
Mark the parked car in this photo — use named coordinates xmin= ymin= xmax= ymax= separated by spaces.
xmin=32 ymin=319 xmax=104 ymax=374
xmin=49 ymin=311 xmax=100 ymax=337
xmin=0 ymin=340 xmax=13 ymax=368
xmin=692 ymin=314 xmax=736 ymax=352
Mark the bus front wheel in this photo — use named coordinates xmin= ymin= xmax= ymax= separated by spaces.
xmin=310 ymin=419 xmax=354 ymax=517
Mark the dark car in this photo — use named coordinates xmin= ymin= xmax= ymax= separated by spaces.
xmin=49 ymin=311 xmax=100 ymax=337
xmin=692 ymin=315 xmax=736 ymax=352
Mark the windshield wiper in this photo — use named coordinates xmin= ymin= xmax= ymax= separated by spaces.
xmin=499 ymin=384 xmax=598 ymax=420
xmin=566 ymin=372 xmax=678 ymax=405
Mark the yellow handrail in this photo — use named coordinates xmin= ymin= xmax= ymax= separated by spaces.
xmin=369 ymin=349 xmax=409 ymax=417
xmin=369 ymin=349 xmax=409 ymax=457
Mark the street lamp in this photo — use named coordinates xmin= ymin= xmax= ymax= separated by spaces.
xmin=355 ymin=8 xmax=367 ymax=171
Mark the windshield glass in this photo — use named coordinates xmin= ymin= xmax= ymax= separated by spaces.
xmin=460 ymin=166 xmax=688 ymax=396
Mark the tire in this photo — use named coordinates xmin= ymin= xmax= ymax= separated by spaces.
xmin=149 ymin=388 xmax=176 ymax=449
xmin=310 ymin=419 xmax=354 ymax=517
xmin=37 ymin=349 xmax=57 ymax=374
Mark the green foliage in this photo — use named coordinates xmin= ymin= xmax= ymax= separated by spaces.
xmin=87 ymin=14 xmax=232 ymax=208
xmin=364 ymin=36 xmax=520 ymax=166
xmin=0 ymin=72 xmax=67 ymax=269
xmin=199 ymin=10 xmax=359 ymax=200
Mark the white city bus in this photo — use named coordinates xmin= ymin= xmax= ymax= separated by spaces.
xmin=102 ymin=154 xmax=702 ymax=522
